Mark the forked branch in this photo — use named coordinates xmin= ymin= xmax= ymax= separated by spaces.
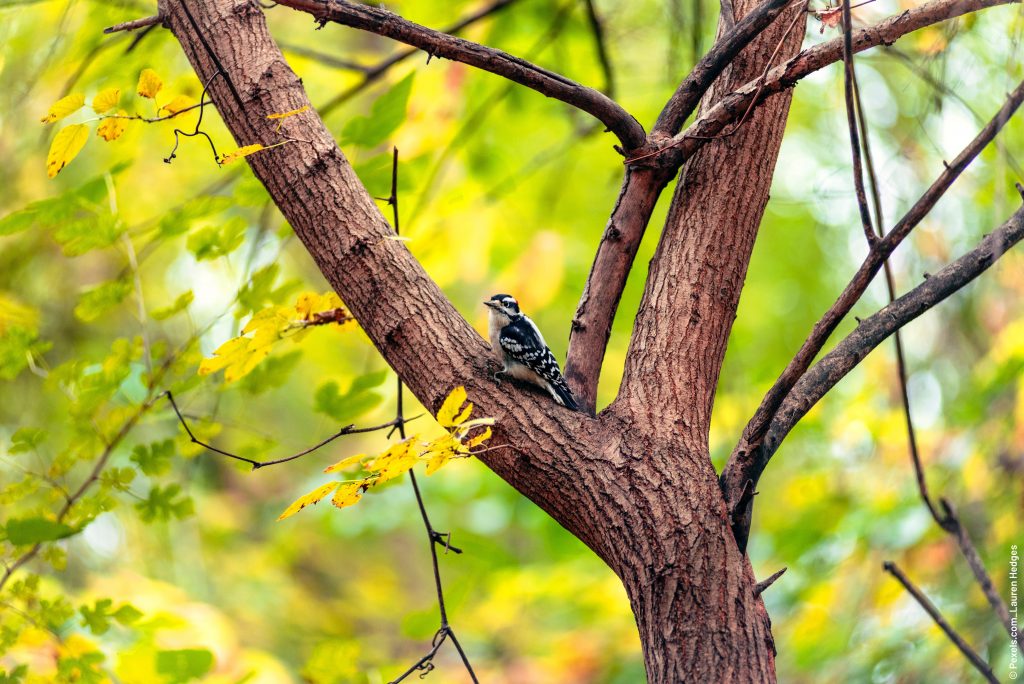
xmin=721 ymin=78 xmax=1024 ymax=549
xmin=273 ymin=0 xmax=646 ymax=151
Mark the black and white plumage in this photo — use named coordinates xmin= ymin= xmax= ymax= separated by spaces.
xmin=484 ymin=294 xmax=579 ymax=412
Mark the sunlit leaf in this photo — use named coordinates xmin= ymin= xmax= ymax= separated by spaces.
xmin=46 ymin=124 xmax=89 ymax=178
xmin=136 ymin=68 xmax=162 ymax=99
xmin=151 ymin=291 xmax=194 ymax=320
xmin=342 ymin=72 xmax=414 ymax=148
xmin=40 ymin=93 xmax=85 ymax=124
xmin=156 ymin=649 xmax=213 ymax=683
xmin=91 ymin=87 xmax=120 ymax=114
xmin=277 ymin=481 xmax=340 ymax=520
xmin=330 ymin=482 xmax=364 ymax=509
xmin=219 ymin=144 xmax=265 ymax=165
xmin=437 ymin=386 xmax=468 ymax=427
xmin=324 ymin=453 xmax=367 ymax=474
xmin=5 ymin=517 xmax=79 ymax=545
xmin=97 ymin=114 xmax=127 ymax=142
xmin=159 ymin=94 xmax=197 ymax=115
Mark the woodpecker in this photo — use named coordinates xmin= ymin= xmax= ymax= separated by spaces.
xmin=484 ymin=294 xmax=579 ymax=412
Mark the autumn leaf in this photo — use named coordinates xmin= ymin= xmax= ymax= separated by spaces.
xmin=437 ymin=386 xmax=468 ymax=427
xmin=97 ymin=114 xmax=127 ymax=142
xmin=46 ymin=124 xmax=89 ymax=178
xmin=92 ymin=88 xmax=120 ymax=114
xmin=277 ymin=481 xmax=340 ymax=520
xmin=40 ymin=93 xmax=85 ymax=124
xmin=219 ymin=144 xmax=265 ymax=165
xmin=815 ymin=6 xmax=842 ymax=32
xmin=267 ymin=105 xmax=311 ymax=121
xmin=136 ymin=68 xmax=163 ymax=99
xmin=159 ymin=94 xmax=197 ymax=116
xmin=331 ymin=482 xmax=365 ymax=509
xmin=324 ymin=453 xmax=367 ymax=474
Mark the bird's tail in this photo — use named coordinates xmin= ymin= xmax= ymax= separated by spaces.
xmin=548 ymin=378 xmax=580 ymax=412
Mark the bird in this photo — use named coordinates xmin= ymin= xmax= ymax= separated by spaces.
xmin=484 ymin=293 xmax=580 ymax=412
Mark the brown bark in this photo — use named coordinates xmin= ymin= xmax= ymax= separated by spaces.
xmin=157 ymin=0 xmax=1019 ymax=681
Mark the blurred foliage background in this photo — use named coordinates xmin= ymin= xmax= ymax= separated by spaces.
xmin=1 ymin=0 xmax=1023 ymax=682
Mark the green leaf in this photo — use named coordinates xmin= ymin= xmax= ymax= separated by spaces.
xmin=156 ymin=649 xmax=214 ymax=682
xmin=313 ymin=372 xmax=387 ymax=423
xmin=74 ymin=279 xmax=132 ymax=322
xmin=80 ymin=598 xmax=114 ymax=635
xmin=112 ymin=603 xmax=143 ymax=626
xmin=135 ymin=484 xmax=193 ymax=523
xmin=159 ymin=196 xmax=234 ymax=238
xmin=0 ymin=327 xmax=50 ymax=381
xmin=53 ymin=215 xmax=122 ymax=256
xmin=238 ymin=349 xmax=302 ymax=395
xmin=151 ymin=291 xmax=194 ymax=320
xmin=235 ymin=263 xmax=299 ymax=318
xmin=130 ymin=439 xmax=175 ymax=476
xmin=0 ymin=665 xmax=28 ymax=684
xmin=9 ymin=427 xmax=46 ymax=454
xmin=342 ymin=73 xmax=415 ymax=148
xmin=187 ymin=216 xmax=247 ymax=261
xmin=5 ymin=517 xmax=79 ymax=545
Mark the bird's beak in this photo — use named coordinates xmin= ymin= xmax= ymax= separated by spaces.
xmin=483 ymin=300 xmax=498 ymax=309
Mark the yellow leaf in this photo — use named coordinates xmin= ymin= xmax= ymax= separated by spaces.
xmin=437 ymin=386 xmax=467 ymax=427
xmin=294 ymin=292 xmax=320 ymax=319
xmin=159 ymin=94 xmax=197 ymax=115
xmin=367 ymin=439 xmax=418 ymax=484
xmin=331 ymin=481 xmax=365 ymax=509
xmin=425 ymin=449 xmax=453 ymax=475
xmin=466 ymin=426 xmax=492 ymax=449
xmin=40 ymin=93 xmax=85 ymax=124
xmin=324 ymin=453 xmax=367 ymax=474
xmin=267 ymin=105 xmax=310 ymax=120
xmin=219 ymin=143 xmax=265 ymax=165
xmin=451 ymin=402 xmax=473 ymax=427
xmin=277 ymin=481 xmax=340 ymax=520
xmin=97 ymin=114 xmax=126 ymax=142
xmin=46 ymin=124 xmax=89 ymax=178
xmin=136 ymin=68 xmax=163 ymax=98
xmin=92 ymin=87 xmax=120 ymax=114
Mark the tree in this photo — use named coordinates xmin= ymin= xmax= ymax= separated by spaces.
xmin=2 ymin=0 xmax=1022 ymax=682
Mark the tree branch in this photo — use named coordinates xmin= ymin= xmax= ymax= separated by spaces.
xmin=749 ymin=204 xmax=1024 ymax=507
xmin=161 ymin=0 xmax=613 ymax=568
xmin=652 ymin=0 xmax=796 ymax=137
xmin=882 ymin=561 xmax=999 ymax=683
xmin=316 ymin=0 xmax=520 ymax=116
xmin=645 ymin=0 xmax=1018 ymax=166
xmin=721 ymin=78 xmax=1024 ymax=549
xmin=273 ymin=0 xmax=646 ymax=151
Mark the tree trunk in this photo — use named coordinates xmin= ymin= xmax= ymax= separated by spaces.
xmin=161 ymin=0 xmax=803 ymax=680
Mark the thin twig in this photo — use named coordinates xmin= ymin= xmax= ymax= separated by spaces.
xmin=722 ymin=78 xmax=1024 ymax=549
xmin=164 ymin=390 xmax=417 ymax=470
xmin=753 ymin=567 xmax=787 ymax=597
xmin=385 ymin=148 xmax=477 ymax=683
xmin=319 ymin=0 xmax=520 ymax=117
xmin=103 ymin=15 xmax=162 ymax=35
xmin=277 ymin=0 xmax=645 ymax=150
xmin=582 ymin=0 xmax=616 ymax=98
xmin=882 ymin=561 xmax=998 ymax=683
xmin=840 ymin=0 xmax=876 ymax=245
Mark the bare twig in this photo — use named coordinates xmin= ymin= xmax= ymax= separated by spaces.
xmin=582 ymin=0 xmax=616 ymax=98
xmin=753 ymin=567 xmax=787 ymax=597
xmin=164 ymin=390 xmax=417 ymax=470
xmin=319 ymin=0 xmax=520 ymax=116
xmin=275 ymin=0 xmax=646 ymax=150
xmin=384 ymin=148 xmax=477 ymax=684
xmin=652 ymin=0 xmax=796 ymax=137
xmin=721 ymin=78 xmax=1024 ymax=550
xmin=840 ymin=0 xmax=876 ymax=245
xmin=103 ymin=15 xmax=162 ymax=35
xmin=751 ymin=204 xmax=1024 ymax=497
xmin=649 ymin=0 xmax=1018 ymax=166
xmin=882 ymin=561 xmax=999 ymax=683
